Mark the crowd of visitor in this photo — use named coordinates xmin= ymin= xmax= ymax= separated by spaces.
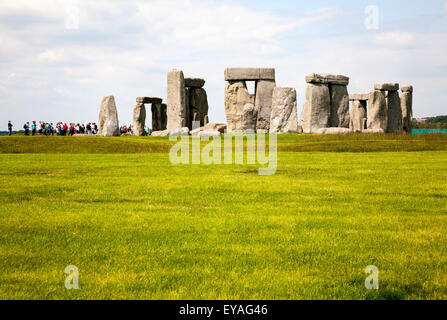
xmin=5 ymin=121 xmax=148 ymax=136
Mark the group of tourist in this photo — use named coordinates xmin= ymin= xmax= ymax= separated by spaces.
xmin=20 ymin=121 xmax=99 ymax=136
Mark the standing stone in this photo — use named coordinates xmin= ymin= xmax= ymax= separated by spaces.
xmin=167 ymin=69 xmax=186 ymax=130
xmin=185 ymin=87 xmax=191 ymax=129
xmin=98 ymin=96 xmax=120 ymax=136
xmin=401 ymin=86 xmax=413 ymax=134
xmin=386 ymin=90 xmax=402 ymax=133
xmin=241 ymin=103 xmax=257 ymax=133
xmin=349 ymin=100 xmax=367 ymax=133
xmin=225 ymin=81 xmax=251 ymax=132
xmin=300 ymin=84 xmax=331 ymax=133
xmin=367 ymin=90 xmax=388 ymax=131
xmin=255 ymin=80 xmax=276 ymax=131
xmin=133 ymin=103 xmax=146 ymax=136
xmin=330 ymin=85 xmax=350 ymax=128
xmin=270 ymin=87 xmax=298 ymax=134
xmin=189 ymin=88 xmax=209 ymax=127
xmin=151 ymin=103 xmax=167 ymax=132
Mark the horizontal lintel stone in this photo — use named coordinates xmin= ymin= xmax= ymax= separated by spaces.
xmin=185 ymin=78 xmax=205 ymax=88
xmin=305 ymin=73 xmax=349 ymax=86
xmin=374 ymin=83 xmax=399 ymax=91
xmin=224 ymin=68 xmax=275 ymax=81
xmin=136 ymin=97 xmax=163 ymax=104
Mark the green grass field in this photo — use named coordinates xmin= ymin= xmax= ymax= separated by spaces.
xmin=1 ymin=134 xmax=447 ymax=300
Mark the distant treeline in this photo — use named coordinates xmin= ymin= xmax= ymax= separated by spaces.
xmin=413 ymin=116 xmax=447 ymax=129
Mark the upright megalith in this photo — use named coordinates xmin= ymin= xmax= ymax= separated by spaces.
xmin=224 ymin=81 xmax=251 ymax=132
xmin=330 ymin=85 xmax=350 ymax=128
xmin=349 ymin=94 xmax=369 ymax=133
xmin=300 ymin=83 xmax=331 ymax=133
xmin=98 ymin=96 xmax=120 ymax=136
xmin=167 ymin=69 xmax=186 ymax=130
xmin=401 ymin=85 xmax=413 ymax=134
xmin=270 ymin=87 xmax=298 ymax=134
xmin=241 ymin=103 xmax=257 ymax=133
xmin=224 ymin=68 xmax=276 ymax=132
xmin=188 ymin=86 xmax=209 ymax=127
xmin=371 ymin=83 xmax=402 ymax=133
xmin=133 ymin=103 xmax=146 ymax=136
xmin=255 ymin=80 xmax=276 ymax=131
xmin=368 ymin=89 xmax=388 ymax=131
xmin=300 ymin=73 xmax=349 ymax=133
xmin=151 ymin=103 xmax=167 ymax=132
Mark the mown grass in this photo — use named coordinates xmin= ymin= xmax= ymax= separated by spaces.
xmin=0 ymin=135 xmax=446 ymax=300
xmin=2 ymin=133 xmax=447 ymax=153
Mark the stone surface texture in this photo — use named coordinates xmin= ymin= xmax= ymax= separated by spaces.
xmin=270 ymin=87 xmax=298 ymax=134
xmin=255 ymin=79 xmax=276 ymax=131
xmin=167 ymin=69 xmax=186 ymax=130
xmin=349 ymin=100 xmax=367 ymax=133
xmin=367 ymin=90 xmax=388 ymax=131
xmin=224 ymin=68 xmax=275 ymax=81
xmin=224 ymin=81 xmax=251 ymax=132
xmin=330 ymin=84 xmax=350 ymax=128
xmin=241 ymin=103 xmax=257 ymax=133
xmin=401 ymin=90 xmax=413 ymax=134
xmin=98 ymin=96 xmax=120 ymax=136
xmin=306 ymin=73 xmax=349 ymax=86
xmin=300 ymin=84 xmax=331 ymax=133
xmin=133 ymin=103 xmax=146 ymax=136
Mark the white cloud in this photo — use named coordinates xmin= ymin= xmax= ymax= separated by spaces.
xmin=374 ymin=31 xmax=415 ymax=47
xmin=38 ymin=49 xmax=63 ymax=62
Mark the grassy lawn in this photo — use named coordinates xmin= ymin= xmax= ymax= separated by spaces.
xmin=0 ymin=135 xmax=447 ymax=299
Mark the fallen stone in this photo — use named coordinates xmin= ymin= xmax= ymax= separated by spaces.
xmin=241 ymin=103 xmax=257 ymax=133
xmin=270 ymin=87 xmax=298 ymax=134
xmin=224 ymin=68 xmax=275 ymax=81
xmin=300 ymin=84 xmax=331 ymax=133
xmin=349 ymin=93 xmax=370 ymax=101
xmin=190 ymin=127 xmax=203 ymax=136
xmin=367 ymin=90 xmax=388 ymax=131
xmin=167 ymin=69 xmax=187 ymax=130
xmin=306 ymin=73 xmax=349 ymax=86
xmin=330 ymin=84 xmax=350 ymax=128
xmin=362 ymin=128 xmax=385 ymax=134
xmin=386 ymin=90 xmax=403 ymax=133
xmin=204 ymin=122 xmax=217 ymax=131
xmin=225 ymin=81 xmax=251 ymax=132
xmin=349 ymin=100 xmax=367 ymax=133
xmin=98 ymin=96 xmax=120 ymax=136
xmin=315 ymin=127 xmax=352 ymax=135
xmin=136 ymin=97 xmax=162 ymax=104
xmin=185 ymin=78 xmax=205 ymax=88
xmin=374 ymin=83 xmax=399 ymax=91
xmin=151 ymin=129 xmax=170 ymax=137
xmin=401 ymin=85 xmax=413 ymax=93
xmin=133 ymin=103 xmax=146 ymax=136
xmin=255 ymin=79 xmax=276 ymax=131
xmin=169 ymin=127 xmax=190 ymax=136
xmin=198 ymin=130 xmax=221 ymax=137
xmin=401 ymin=90 xmax=413 ymax=134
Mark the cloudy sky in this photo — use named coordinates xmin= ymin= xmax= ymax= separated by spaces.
xmin=1 ymin=0 xmax=447 ymax=129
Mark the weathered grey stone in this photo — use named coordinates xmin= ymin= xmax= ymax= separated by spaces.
xmin=204 ymin=122 xmax=217 ymax=131
xmin=185 ymin=78 xmax=205 ymax=88
xmin=249 ymin=94 xmax=255 ymax=105
xmin=401 ymin=90 xmax=413 ymax=134
xmin=151 ymin=129 xmax=170 ymax=137
xmin=367 ymin=90 xmax=388 ymax=131
xmin=190 ymin=127 xmax=203 ymax=136
xmin=315 ymin=127 xmax=352 ymax=135
xmin=330 ymin=84 xmax=350 ymax=128
xmin=133 ymin=103 xmax=146 ymax=136
xmin=270 ymin=87 xmax=298 ymax=134
xmin=189 ymin=88 xmax=209 ymax=127
xmin=169 ymin=127 xmax=190 ymax=136
xmin=198 ymin=130 xmax=221 ymax=137
xmin=255 ymin=79 xmax=276 ymax=131
xmin=98 ymin=96 xmax=120 ymax=136
xmin=306 ymin=73 xmax=349 ymax=86
xmin=362 ymin=128 xmax=385 ymax=134
xmin=224 ymin=68 xmax=275 ymax=81
xmin=349 ymin=100 xmax=367 ymax=133
xmin=151 ymin=103 xmax=167 ymax=132
xmin=136 ymin=97 xmax=162 ymax=104
xmin=300 ymin=84 xmax=331 ymax=133
xmin=297 ymin=125 xmax=303 ymax=134
xmin=349 ymin=93 xmax=370 ymax=101
xmin=225 ymin=81 xmax=251 ymax=132
xmin=374 ymin=83 xmax=399 ymax=91
xmin=204 ymin=115 xmax=209 ymax=126
xmin=160 ymin=104 xmax=167 ymax=131
xmin=167 ymin=69 xmax=186 ymax=130
xmin=386 ymin=90 xmax=402 ymax=133
xmin=241 ymin=103 xmax=257 ymax=133
xmin=401 ymin=85 xmax=413 ymax=93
